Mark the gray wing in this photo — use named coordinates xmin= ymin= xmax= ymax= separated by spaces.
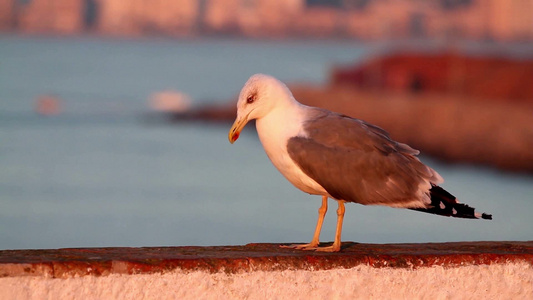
xmin=287 ymin=108 xmax=441 ymax=207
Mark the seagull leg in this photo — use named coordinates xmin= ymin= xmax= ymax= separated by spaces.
xmin=281 ymin=196 xmax=328 ymax=250
xmin=315 ymin=200 xmax=345 ymax=252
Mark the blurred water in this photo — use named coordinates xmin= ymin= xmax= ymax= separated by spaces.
xmin=0 ymin=36 xmax=531 ymax=250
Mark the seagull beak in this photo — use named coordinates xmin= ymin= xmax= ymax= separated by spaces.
xmin=228 ymin=115 xmax=249 ymax=144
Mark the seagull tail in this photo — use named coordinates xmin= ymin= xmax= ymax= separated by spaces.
xmin=410 ymin=185 xmax=492 ymax=220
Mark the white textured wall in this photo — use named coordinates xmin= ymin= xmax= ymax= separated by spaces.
xmin=1 ymin=263 xmax=532 ymax=299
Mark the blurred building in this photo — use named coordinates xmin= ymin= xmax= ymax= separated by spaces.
xmin=97 ymin=0 xmax=199 ymax=36
xmin=0 ymin=0 xmax=532 ymax=41
xmin=5 ymin=0 xmax=84 ymax=34
xmin=203 ymin=0 xmax=303 ymax=37
xmin=0 ymin=0 xmax=14 ymax=30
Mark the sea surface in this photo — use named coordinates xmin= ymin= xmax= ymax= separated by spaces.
xmin=0 ymin=36 xmax=531 ymax=250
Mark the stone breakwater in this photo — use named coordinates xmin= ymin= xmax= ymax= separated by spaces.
xmin=0 ymin=242 xmax=532 ymax=299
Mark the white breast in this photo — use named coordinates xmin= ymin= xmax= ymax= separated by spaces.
xmin=255 ymin=105 xmax=328 ymax=196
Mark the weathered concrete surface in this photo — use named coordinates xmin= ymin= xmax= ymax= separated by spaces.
xmin=1 ymin=241 xmax=532 ymax=278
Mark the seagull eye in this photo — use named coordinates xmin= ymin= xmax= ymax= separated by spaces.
xmin=246 ymin=95 xmax=255 ymax=104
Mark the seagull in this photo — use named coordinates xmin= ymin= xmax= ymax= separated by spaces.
xmin=228 ymin=74 xmax=492 ymax=252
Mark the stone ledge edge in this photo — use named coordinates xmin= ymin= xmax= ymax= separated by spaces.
xmin=1 ymin=241 xmax=532 ymax=278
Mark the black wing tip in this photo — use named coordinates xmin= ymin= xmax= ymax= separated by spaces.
xmin=419 ymin=185 xmax=493 ymax=220
xmin=410 ymin=207 xmax=493 ymax=220
xmin=481 ymin=213 xmax=493 ymax=220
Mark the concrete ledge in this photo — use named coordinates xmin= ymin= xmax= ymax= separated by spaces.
xmin=1 ymin=242 xmax=532 ymax=299
xmin=1 ymin=241 xmax=532 ymax=278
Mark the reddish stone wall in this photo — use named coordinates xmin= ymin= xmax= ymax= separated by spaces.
xmin=1 ymin=242 xmax=531 ymax=298
xmin=1 ymin=241 xmax=532 ymax=277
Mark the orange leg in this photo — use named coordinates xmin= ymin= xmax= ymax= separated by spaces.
xmin=315 ymin=200 xmax=344 ymax=252
xmin=281 ymin=196 xmax=328 ymax=250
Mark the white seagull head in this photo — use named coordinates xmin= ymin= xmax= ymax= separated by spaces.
xmin=228 ymin=74 xmax=293 ymax=143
